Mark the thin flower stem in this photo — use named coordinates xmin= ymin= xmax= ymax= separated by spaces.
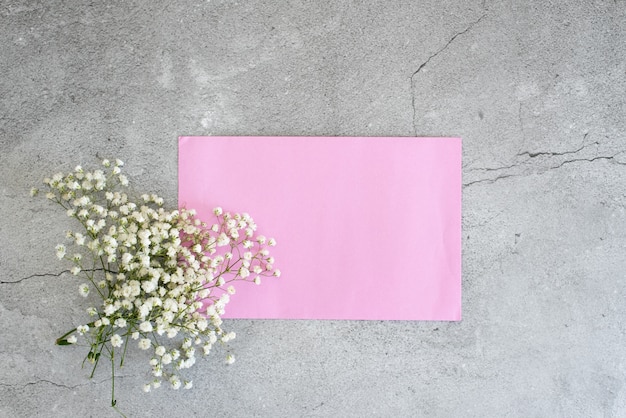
xmin=110 ymin=346 xmax=116 ymax=407
xmin=120 ymin=332 xmax=130 ymax=368
xmin=56 ymin=327 xmax=77 ymax=344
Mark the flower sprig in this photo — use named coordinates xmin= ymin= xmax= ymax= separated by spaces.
xmin=33 ymin=159 xmax=279 ymax=412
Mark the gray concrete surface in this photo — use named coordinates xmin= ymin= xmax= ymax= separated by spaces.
xmin=1 ymin=0 xmax=625 ymax=416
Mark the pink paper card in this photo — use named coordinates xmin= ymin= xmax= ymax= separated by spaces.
xmin=178 ymin=136 xmax=461 ymax=320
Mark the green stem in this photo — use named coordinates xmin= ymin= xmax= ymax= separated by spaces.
xmin=120 ymin=332 xmax=130 ymax=368
xmin=56 ymin=320 xmax=97 ymax=345
xmin=110 ymin=347 xmax=116 ymax=407
xmin=56 ymin=328 xmax=77 ymax=344
xmin=89 ymin=327 xmax=107 ymax=378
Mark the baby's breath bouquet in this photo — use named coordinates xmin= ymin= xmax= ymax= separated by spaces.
xmin=32 ymin=159 xmax=279 ymax=414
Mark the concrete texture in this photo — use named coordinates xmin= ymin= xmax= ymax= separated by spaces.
xmin=1 ymin=0 xmax=625 ymax=416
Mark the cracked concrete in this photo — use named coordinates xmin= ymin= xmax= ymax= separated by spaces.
xmin=463 ymin=135 xmax=626 ymax=187
xmin=410 ymin=12 xmax=487 ymax=135
xmin=2 ymin=0 xmax=626 ymax=416
xmin=0 ymin=270 xmax=70 ymax=285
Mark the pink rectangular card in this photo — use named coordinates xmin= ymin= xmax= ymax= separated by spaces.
xmin=178 ymin=136 xmax=461 ymax=320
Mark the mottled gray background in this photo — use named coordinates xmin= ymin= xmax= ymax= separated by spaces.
xmin=1 ymin=1 xmax=625 ymax=417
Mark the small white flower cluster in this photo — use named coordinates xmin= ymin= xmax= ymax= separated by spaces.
xmin=38 ymin=159 xmax=279 ymax=396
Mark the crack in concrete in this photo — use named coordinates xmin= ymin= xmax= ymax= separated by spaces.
xmin=1 ymin=268 xmax=106 ymax=285
xmin=25 ymin=379 xmax=82 ymax=390
xmin=468 ymin=162 xmax=519 ymax=173
xmin=0 ymin=374 xmax=137 ymax=391
xmin=0 ymin=379 xmax=83 ymax=390
xmin=0 ymin=270 xmax=69 ymax=285
xmin=469 ymin=137 xmax=597 ymax=174
xmin=410 ymin=13 xmax=486 ymax=135
xmin=517 ymin=135 xmax=594 ymax=159
xmin=549 ymin=153 xmax=626 ymax=170
xmin=464 ymin=150 xmax=626 ymax=188
xmin=463 ymin=174 xmax=519 ymax=188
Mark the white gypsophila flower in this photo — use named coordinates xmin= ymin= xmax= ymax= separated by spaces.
xmin=169 ymin=376 xmax=181 ymax=390
xmin=121 ymin=252 xmax=132 ymax=266
xmin=138 ymin=339 xmax=151 ymax=350
xmin=71 ymin=266 xmax=81 ymax=276
xmin=78 ymin=283 xmax=89 ymax=297
xmin=225 ymin=354 xmax=235 ymax=365
xmin=254 ymin=276 xmax=261 ymax=285
xmin=110 ymin=334 xmax=123 ymax=348
xmin=55 ymin=244 xmax=66 ymax=260
xmin=216 ymin=232 xmax=229 ymax=246
xmin=139 ymin=321 xmax=153 ymax=333
xmin=221 ymin=331 xmax=236 ymax=343
xmin=143 ymin=384 xmax=151 ymax=393
xmin=114 ymin=318 xmax=127 ymax=328
xmin=67 ymin=335 xmax=77 ymax=344
xmin=155 ymin=346 xmax=166 ymax=357
xmin=104 ymin=304 xmax=116 ymax=316
xmin=139 ymin=303 xmax=151 ymax=319
xmin=141 ymin=280 xmax=157 ymax=294
xmin=238 ymin=266 xmax=250 ymax=279
xmin=184 ymin=381 xmax=193 ymax=390
xmin=181 ymin=338 xmax=192 ymax=350
xmin=77 ymin=325 xmax=89 ymax=335
xmin=196 ymin=319 xmax=208 ymax=332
